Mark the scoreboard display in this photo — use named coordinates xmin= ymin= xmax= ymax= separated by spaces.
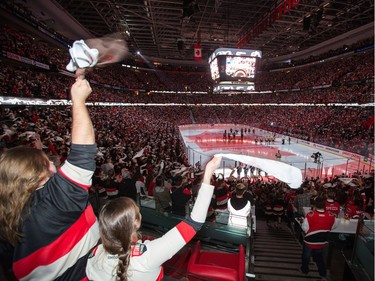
xmin=208 ymin=48 xmax=262 ymax=83
xmin=225 ymin=56 xmax=257 ymax=79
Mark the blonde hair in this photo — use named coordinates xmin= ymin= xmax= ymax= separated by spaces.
xmin=0 ymin=146 xmax=51 ymax=246
xmin=99 ymin=197 xmax=141 ymax=281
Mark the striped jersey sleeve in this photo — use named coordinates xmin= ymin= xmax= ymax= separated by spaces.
xmin=13 ymin=144 xmax=100 ymax=281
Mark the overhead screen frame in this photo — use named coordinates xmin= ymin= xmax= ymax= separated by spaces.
xmin=209 ymin=48 xmax=262 ymax=83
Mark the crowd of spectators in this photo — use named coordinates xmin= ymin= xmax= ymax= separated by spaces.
xmin=0 ymin=63 xmax=70 ymax=99
xmin=2 ymin=99 xmax=372 ymax=225
xmin=191 ymin=167 xmax=374 ymax=224
xmin=0 ymin=104 xmax=373 ymax=219
xmin=0 ymin=25 xmax=68 ymax=70
xmin=204 ymin=169 xmax=374 ymax=230
xmin=0 ymin=70 xmax=373 ymax=155
xmin=256 ymin=51 xmax=373 ymax=91
xmin=254 ymin=172 xmax=374 ymax=228
xmin=1 ymin=23 xmax=374 ymax=94
xmin=235 ymin=106 xmax=373 ymax=156
xmin=0 ymin=3 xmax=373 ymax=281
xmin=262 ymin=37 xmax=374 ymax=70
xmin=0 ymin=17 xmax=374 ymax=157
xmin=1 ymin=60 xmax=373 ymax=106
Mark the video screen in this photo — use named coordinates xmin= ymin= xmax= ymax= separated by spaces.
xmin=225 ymin=56 xmax=257 ymax=80
xmin=210 ymin=57 xmax=219 ymax=80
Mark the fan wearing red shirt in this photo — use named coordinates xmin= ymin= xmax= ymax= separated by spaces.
xmin=325 ymin=191 xmax=340 ymax=217
xmin=301 ymin=197 xmax=337 ymax=281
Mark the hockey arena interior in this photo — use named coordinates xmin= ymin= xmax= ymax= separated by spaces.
xmin=0 ymin=1 xmax=374 ymax=281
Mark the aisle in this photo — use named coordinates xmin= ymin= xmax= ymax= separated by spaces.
xmin=253 ymin=219 xmax=321 ymax=281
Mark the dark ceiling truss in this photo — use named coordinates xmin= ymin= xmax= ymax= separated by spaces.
xmin=53 ymin=0 xmax=373 ymax=61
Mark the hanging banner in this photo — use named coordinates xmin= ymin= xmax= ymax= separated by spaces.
xmin=194 ymin=44 xmax=202 ymax=61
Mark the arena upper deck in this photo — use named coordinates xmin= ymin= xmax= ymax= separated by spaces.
xmin=6 ymin=0 xmax=374 ymax=63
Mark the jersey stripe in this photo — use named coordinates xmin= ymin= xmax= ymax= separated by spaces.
xmin=156 ymin=267 xmax=164 ymax=281
xmin=60 ymin=161 xmax=93 ymax=190
xmin=14 ymin=206 xmax=98 ymax=280
xmin=176 ymin=222 xmax=196 ymax=243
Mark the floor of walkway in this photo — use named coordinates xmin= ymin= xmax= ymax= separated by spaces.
xmin=253 ymin=218 xmax=347 ymax=281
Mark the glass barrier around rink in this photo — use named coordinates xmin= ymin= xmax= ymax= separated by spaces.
xmin=183 ymin=143 xmax=374 ymax=181
xmin=179 ymin=124 xmax=374 ymax=180
xmin=184 ymin=145 xmax=282 ymax=179
xmin=294 ymin=156 xmax=374 ymax=179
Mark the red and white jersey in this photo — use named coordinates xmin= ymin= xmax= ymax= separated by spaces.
xmin=302 ymin=209 xmax=336 ymax=249
xmin=345 ymin=204 xmax=363 ymax=219
xmin=272 ymin=198 xmax=285 ymax=216
xmin=13 ymin=144 xmax=99 ymax=281
xmin=325 ymin=199 xmax=340 ymax=217
xmin=264 ymin=203 xmax=273 ymax=215
xmin=86 ymin=222 xmax=196 ymax=281
xmin=86 ymin=183 xmax=215 ymax=281
xmin=214 ymin=186 xmax=229 ymax=210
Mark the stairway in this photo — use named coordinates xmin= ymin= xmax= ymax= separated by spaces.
xmin=253 ymin=219 xmax=321 ymax=281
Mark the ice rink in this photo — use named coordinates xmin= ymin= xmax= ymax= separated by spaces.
xmin=179 ymin=124 xmax=373 ymax=180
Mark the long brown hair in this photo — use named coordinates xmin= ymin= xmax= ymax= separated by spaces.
xmin=99 ymin=197 xmax=141 ymax=281
xmin=0 ymin=147 xmax=51 ymax=246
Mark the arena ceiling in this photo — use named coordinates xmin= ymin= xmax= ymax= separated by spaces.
xmin=25 ymin=0 xmax=375 ymax=62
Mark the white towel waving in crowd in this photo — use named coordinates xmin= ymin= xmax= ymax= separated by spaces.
xmin=216 ymin=153 xmax=303 ymax=189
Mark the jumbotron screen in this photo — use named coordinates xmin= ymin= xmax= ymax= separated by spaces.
xmin=208 ymin=48 xmax=262 ymax=82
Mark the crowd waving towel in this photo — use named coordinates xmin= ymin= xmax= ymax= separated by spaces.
xmin=216 ymin=153 xmax=302 ymax=189
xmin=133 ymin=148 xmax=145 ymax=159
xmin=66 ymin=33 xmax=128 ymax=72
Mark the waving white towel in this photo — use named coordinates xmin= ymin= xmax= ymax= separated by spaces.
xmin=216 ymin=153 xmax=302 ymax=189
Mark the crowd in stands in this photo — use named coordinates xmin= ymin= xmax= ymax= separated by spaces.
xmin=150 ymin=161 xmax=374 ymax=226
xmin=0 ymin=25 xmax=68 ymax=70
xmin=1 ymin=65 xmax=373 ymax=156
xmin=263 ymin=37 xmax=374 ymax=70
xmin=0 ymin=63 xmax=70 ymax=99
xmin=1 ymin=100 xmax=372 ymax=225
xmin=200 ymin=167 xmax=374 ymax=229
xmin=236 ymin=106 xmax=374 ymax=156
xmin=0 ymin=15 xmax=374 ymax=157
xmin=0 ymin=3 xmax=374 ymax=281
xmin=1 ymin=59 xmax=373 ymax=105
xmin=1 ymin=101 xmax=373 ymax=196
xmin=1 ymin=23 xmax=374 ymax=93
xmin=256 ymin=51 xmax=374 ymax=91
xmin=253 ymin=172 xmax=374 ymax=230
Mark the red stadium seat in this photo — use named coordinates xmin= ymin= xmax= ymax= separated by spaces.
xmin=187 ymin=240 xmax=245 ymax=281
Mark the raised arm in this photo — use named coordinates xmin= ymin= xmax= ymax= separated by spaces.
xmin=140 ymin=155 xmax=222 ymax=270
xmin=190 ymin=155 xmax=222 ymax=223
xmin=70 ymin=78 xmax=95 ymax=144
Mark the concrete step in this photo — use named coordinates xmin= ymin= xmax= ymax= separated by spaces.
xmin=253 ymin=219 xmax=321 ymax=281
